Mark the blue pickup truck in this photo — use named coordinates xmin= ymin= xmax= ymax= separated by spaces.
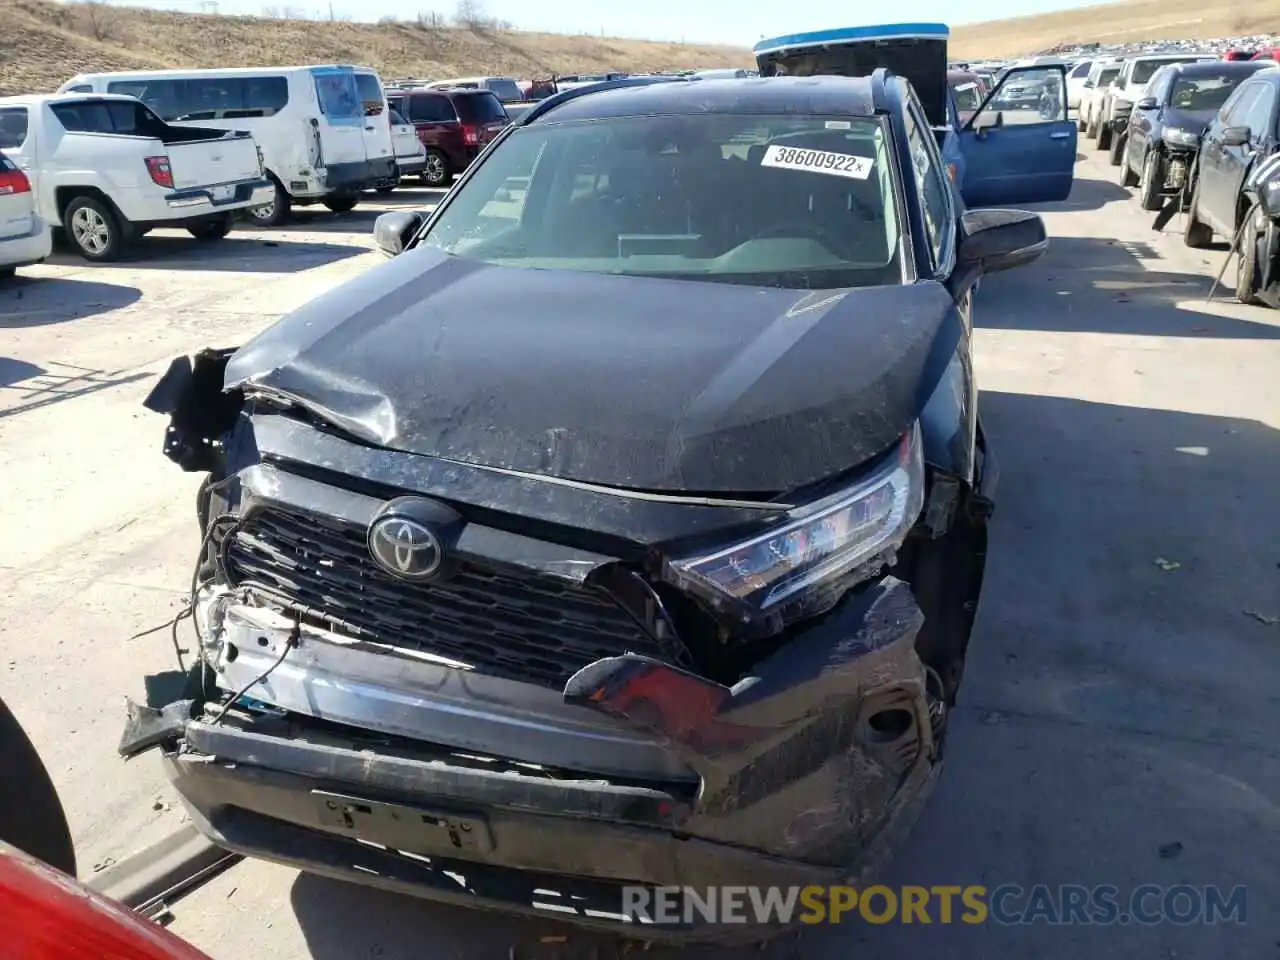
xmin=754 ymin=23 xmax=1077 ymax=207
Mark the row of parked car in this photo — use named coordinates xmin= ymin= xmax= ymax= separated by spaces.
xmin=0 ymin=64 xmax=520 ymax=274
xmin=1076 ymin=53 xmax=1280 ymax=305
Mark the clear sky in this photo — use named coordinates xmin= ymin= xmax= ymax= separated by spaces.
xmin=117 ymin=0 xmax=1114 ymax=47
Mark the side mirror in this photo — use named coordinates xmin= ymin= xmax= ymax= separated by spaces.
xmin=1137 ymin=97 xmax=1158 ymax=110
xmin=972 ymin=110 xmax=1002 ymax=134
xmin=1220 ymin=125 xmax=1251 ymax=147
xmin=373 ymin=211 xmax=425 ymax=257
xmin=958 ymin=208 xmax=1048 ymax=273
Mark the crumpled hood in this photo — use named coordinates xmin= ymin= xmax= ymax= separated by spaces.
xmin=1161 ymin=106 xmax=1215 ymax=137
xmin=225 ymin=247 xmax=958 ymax=494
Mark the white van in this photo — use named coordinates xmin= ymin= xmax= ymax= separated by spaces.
xmin=59 ymin=65 xmax=396 ymax=225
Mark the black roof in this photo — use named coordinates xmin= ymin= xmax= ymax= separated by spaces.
xmin=1163 ymin=61 xmax=1275 ymax=78
xmin=534 ymin=76 xmax=882 ymax=123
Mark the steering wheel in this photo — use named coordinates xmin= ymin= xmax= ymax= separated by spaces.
xmin=750 ymin=219 xmax=845 ymax=253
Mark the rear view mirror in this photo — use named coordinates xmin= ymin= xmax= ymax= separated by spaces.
xmin=373 ymin=211 xmax=425 ymax=257
xmin=1137 ymin=97 xmax=1158 ymax=110
xmin=1220 ymin=125 xmax=1251 ymax=147
xmin=958 ymin=208 xmax=1047 ymax=273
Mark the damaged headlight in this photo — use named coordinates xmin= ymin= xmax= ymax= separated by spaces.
xmin=1164 ymin=127 xmax=1201 ymax=149
xmin=666 ymin=423 xmax=924 ymax=623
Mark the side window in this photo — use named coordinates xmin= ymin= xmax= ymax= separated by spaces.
xmin=1219 ymin=83 xmax=1257 ymax=125
xmin=980 ymin=67 xmax=1067 ymax=127
xmin=64 ymin=84 xmax=93 ymax=94
xmin=1069 ymin=61 xmax=1092 ymax=79
xmin=903 ymin=103 xmax=950 ymax=266
xmin=1240 ymin=84 xmax=1277 ymax=138
xmin=0 ymin=107 xmax=29 ymax=149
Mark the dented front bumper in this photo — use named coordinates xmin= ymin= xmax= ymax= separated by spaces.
xmin=125 ymin=576 xmax=942 ymax=939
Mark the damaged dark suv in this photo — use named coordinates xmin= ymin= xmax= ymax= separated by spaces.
xmin=127 ymin=74 xmax=1047 ymax=939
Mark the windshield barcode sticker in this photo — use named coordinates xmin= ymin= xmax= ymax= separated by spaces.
xmin=760 ymin=144 xmax=873 ymax=180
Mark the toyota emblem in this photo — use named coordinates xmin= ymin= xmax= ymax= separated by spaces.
xmin=368 ymin=516 xmax=443 ymax=580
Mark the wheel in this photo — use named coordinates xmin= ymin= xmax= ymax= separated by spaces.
xmin=1077 ymin=113 xmax=1087 ymax=132
xmin=1183 ymin=177 xmax=1214 ymax=249
xmin=1120 ymin=148 xmax=1140 ymax=188
xmin=1138 ymin=151 xmax=1163 ymax=210
xmin=1097 ymin=122 xmax=1112 ymax=151
xmin=187 ymin=214 xmax=233 ymax=242
xmin=245 ymin=177 xmax=292 ymax=227
xmin=0 ymin=698 xmax=77 ymax=875
xmin=1107 ymin=131 xmax=1124 ymax=166
xmin=0 ymin=266 xmax=14 ymax=281
xmin=1236 ymin=209 xmax=1264 ymax=306
xmin=63 ymin=195 xmax=130 ymax=262
xmin=1086 ymin=113 xmax=1099 ymax=140
xmin=323 ymin=195 xmax=359 ymax=214
xmin=421 ymin=149 xmax=450 ymax=188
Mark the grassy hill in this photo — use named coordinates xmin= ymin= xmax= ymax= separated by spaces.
xmin=3 ymin=0 xmax=1279 ymax=98
xmin=951 ymin=0 xmax=1280 ymax=58
xmin=0 ymin=0 xmax=751 ymax=96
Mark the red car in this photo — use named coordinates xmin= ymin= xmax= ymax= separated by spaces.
xmin=385 ymin=88 xmax=511 ymax=188
xmin=1 ymin=696 xmax=212 ymax=959
xmin=1251 ymin=48 xmax=1280 ymax=63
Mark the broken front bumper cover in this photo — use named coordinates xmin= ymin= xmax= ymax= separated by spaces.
xmin=121 ymin=577 xmax=942 ymax=940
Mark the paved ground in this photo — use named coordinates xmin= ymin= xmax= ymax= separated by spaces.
xmin=3 ymin=152 xmax=1279 ymax=959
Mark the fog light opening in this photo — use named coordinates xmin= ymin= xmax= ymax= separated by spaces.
xmin=866 ymin=708 xmax=914 ymax=742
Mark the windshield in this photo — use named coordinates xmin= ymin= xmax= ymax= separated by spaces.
xmin=421 ymin=114 xmax=902 ymax=290
xmin=1169 ymin=72 xmax=1254 ymax=111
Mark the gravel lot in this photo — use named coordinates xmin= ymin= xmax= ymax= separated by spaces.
xmin=2 ymin=154 xmax=1278 ymax=959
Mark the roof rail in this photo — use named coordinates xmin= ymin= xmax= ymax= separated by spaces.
xmin=516 ymin=75 xmax=690 ymax=126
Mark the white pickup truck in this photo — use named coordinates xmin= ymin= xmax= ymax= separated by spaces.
xmin=0 ymin=93 xmax=272 ymax=261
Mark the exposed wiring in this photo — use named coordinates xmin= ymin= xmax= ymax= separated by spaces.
xmin=207 ymin=618 xmax=301 ymax=727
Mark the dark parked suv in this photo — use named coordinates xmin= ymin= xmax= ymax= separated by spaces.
xmin=131 ymin=74 xmax=1054 ymax=942
xmin=385 ymin=88 xmax=510 ymax=187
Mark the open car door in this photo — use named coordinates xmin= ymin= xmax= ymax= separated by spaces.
xmin=957 ymin=65 xmax=1076 ymax=206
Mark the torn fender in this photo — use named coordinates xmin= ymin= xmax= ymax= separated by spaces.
xmin=144 ymin=348 xmax=242 ymax=473
xmin=565 ymin=576 xmax=935 ymax=861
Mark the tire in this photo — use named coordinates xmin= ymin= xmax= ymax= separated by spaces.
xmin=1107 ymin=131 xmax=1125 ymax=166
xmin=244 ymin=177 xmax=292 ymax=227
xmin=421 ymin=149 xmax=450 ymax=188
xmin=1183 ymin=178 xmax=1214 ymax=249
xmin=323 ymin=195 xmax=359 ymax=214
xmin=1097 ymin=122 xmax=1112 ymax=151
xmin=1120 ymin=146 xmax=1140 ymax=187
xmin=0 ymin=698 xmax=77 ymax=876
xmin=187 ymin=214 xmax=233 ymax=242
xmin=1236 ymin=210 xmax=1264 ymax=306
xmin=1077 ymin=113 xmax=1087 ymax=132
xmin=63 ymin=195 xmax=130 ymax=263
xmin=1138 ymin=151 xmax=1163 ymax=210
xmin=0 ymin=266 xmax=14 ymax=281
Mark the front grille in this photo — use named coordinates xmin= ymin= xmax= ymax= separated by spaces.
xmin=225 ymin=506 xmax=672 ymax=688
